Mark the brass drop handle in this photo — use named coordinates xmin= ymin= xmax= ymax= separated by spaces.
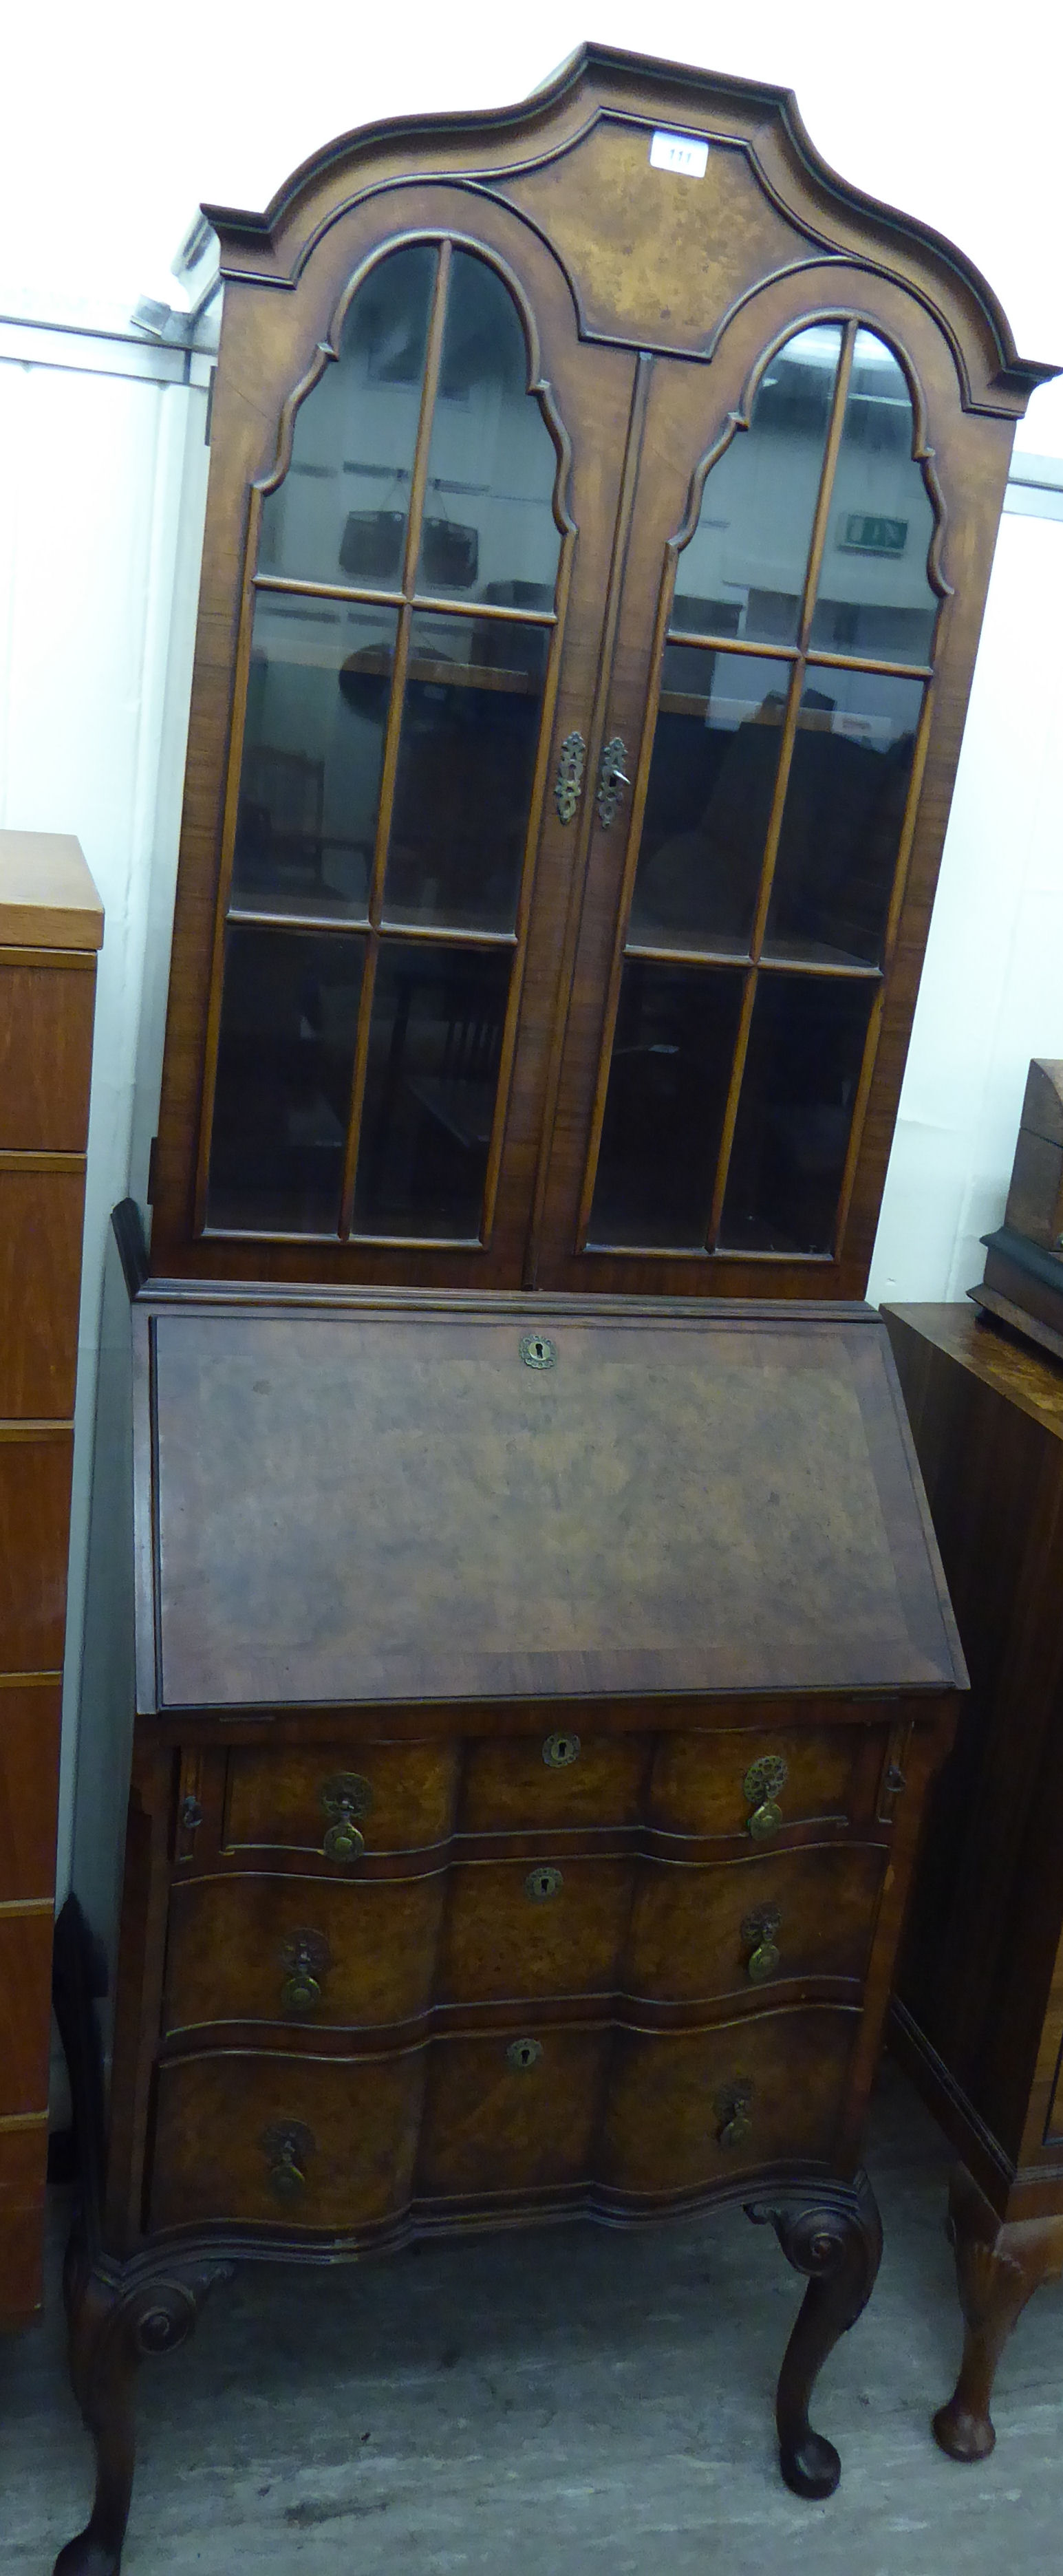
xmin=714 ymin=2081 xmax=753 ymax=2151
xmin=743 ymin=1754 xmax=788 ymax=1841
xmin=279 ymin=1929 xmax=331 ymax=2015
xmin=596 ymin=735 xmax=630 ymax=828
xmin=741 ymin=1904 xmax=782 ymax=1984
xmin=319 ymin=1772 xmax=372 ymax=1863
xmin=261 ymin=2120 xmax=314 ymax=2202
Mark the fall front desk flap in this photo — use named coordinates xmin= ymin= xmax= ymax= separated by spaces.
xmin=136 ymin=1297 xmax=965 ymax=1711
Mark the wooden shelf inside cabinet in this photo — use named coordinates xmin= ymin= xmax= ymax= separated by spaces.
xmin=0 ymin=828 xmax=101 ymax=2332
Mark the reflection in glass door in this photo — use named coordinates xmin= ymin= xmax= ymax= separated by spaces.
xmin=206 ymin=238 xmax=566 ymax=1243
xmin=585 ymin=321 xmax=940 ymax=1262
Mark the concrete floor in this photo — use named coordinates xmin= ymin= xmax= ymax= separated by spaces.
xmin=3 ymin=2061 xmax=1060 ymax=2575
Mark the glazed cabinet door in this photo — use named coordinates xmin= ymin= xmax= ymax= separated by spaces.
xmin=535 ymin=281 xmax=967 ymax=1298
xmin=152 ymin=186 xmax=636 ymax=1287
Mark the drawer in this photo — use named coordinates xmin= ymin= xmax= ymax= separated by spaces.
xmin=0 ymin=956 xmax=96 ymax=1152
xmin=222 ymin=1740 xmax=459 ymax=1860
xmin=626 ymin=1844 xmax=885 ymax=2004
xmin=458 ymin=1730 xmax=649 ymax=1833
xmin=149 ymin=2046 xmax=425 ymax=2233
xmin=0 ymin=1165 xmax=85 ymax=1417
xmin=649 ymin=1719 xmax=888 ymax=1843
xmin=0 ymin=1431 xmax=72 ymax=1673
xmin=416 ymin=2026 xmax=610 ymax=2198
xmin=0 ymin=1679 xmax=61 ymax=1900
xmin=602 ymin=2005 xmax=858 ymax=2193
xmin=0 ymin=2122 xmax=47 ymax=2323
xmin=0 ymin=1908 xmax=54 ymax=2115
xmin=164 ymin=1871 xmax=447 ymax=2035
xmin=439 ymin=1857 xmax=633 ymax=2004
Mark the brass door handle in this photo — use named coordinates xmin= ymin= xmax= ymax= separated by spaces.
xmin=596 ymin=735 xmax=630 ymax=828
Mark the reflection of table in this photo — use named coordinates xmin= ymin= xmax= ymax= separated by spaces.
xmin=885 ymin=1303 xmax=1063 ymax=2460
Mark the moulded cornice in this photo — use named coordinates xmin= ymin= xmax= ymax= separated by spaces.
xmin=198 ymin=42 xmax=1057 ymax=416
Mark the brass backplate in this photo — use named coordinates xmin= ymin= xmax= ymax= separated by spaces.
xmin=525 ymin=1865 xmax=563 ymax=1902
xmin=742 ymin=1754 xmax=788 ymax=1807
xmin=542 ymin=1730 xmax=581 ymax=1769
xmin=506 ymin=2036 xmax=544 ymax=2070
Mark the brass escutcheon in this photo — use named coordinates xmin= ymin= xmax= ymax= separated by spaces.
xmin=520 ymin=1332 xmax=556 ymax=1369
xmin=261 ymin=2120 xmax=314 ymax=2201
xmin=506 ymin=2036 xmax=544 ymax=2071
xmin=320 ymin=1773 xmax=372 ymax=1863
xmin=525 ymin=1865 xmax=563 ymax=1903
xmin=542 ymin=1730 xmax=581 ymax=1770
xmin=279 ymin=1928 xmax=331 ymax=2015
xmin=713 ymin=2080 xmax=753 ymax=2151
xmin=554 ymin=730 xmax=586 ymax=825
xmin=743 ymin=1755 xmax=787 ymax=1840
xmin=741 ymin=1903 xmax=782 ymax=1984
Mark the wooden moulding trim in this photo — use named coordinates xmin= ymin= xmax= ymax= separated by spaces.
xmin=0 ymin=1150 xmax=86 ymax=1174
xmin=0 ymin=1672 xmax=62 ymax=1688
xmin=0 ymin=2110 xmax=48 ymax=2135
xmin=198 ymin=43 xmax=1055 ymax=404
xmin=0 ymin=1898 xmax=54 ymax=1919
xmin=0 ymin=944 xmax=97 ymax=972
xmin=0 ymin=1421 xmax=73 ymax=1441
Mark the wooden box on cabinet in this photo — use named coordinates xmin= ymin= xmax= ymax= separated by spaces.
xmin=56 ymin=38 xmax=1053 ymax=2572
xmin=0 ymin=830 xmax=102 ymax=2328
xmin=885 ymin=1305 xmax=1063 ymax=2458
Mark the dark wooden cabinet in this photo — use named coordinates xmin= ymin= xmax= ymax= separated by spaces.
xmin=885 ymin=1305 xmax=1063 ymax=2458
xmin=0 ymin=830 xmax=102 ymax=2331
xmin=56 ymin=42 xmax=1051 ymax=2575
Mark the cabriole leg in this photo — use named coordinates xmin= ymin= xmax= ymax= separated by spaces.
xmin=54 ymin=2251 xmax=233 ymax=2576
xmin=747 ymin=2169 xmax=883 ymax=2498
xmin=933 ymin=2162 xmax=1063 ymax=2462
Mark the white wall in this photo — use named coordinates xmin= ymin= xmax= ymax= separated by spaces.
xmin=0 ymin=6 xmax=1061 ymax=1904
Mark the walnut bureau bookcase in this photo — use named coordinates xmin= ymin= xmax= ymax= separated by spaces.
xmin=0 ymin=830 xmax=102 ymax=2328
xmin=54 ymin=43 xmax=1052 ymax=2573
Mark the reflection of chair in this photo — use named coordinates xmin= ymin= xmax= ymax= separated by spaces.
xmin=236 ymin=747 xmax=326 ymax=893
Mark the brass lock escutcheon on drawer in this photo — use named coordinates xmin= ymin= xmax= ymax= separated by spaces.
xmin=542 ymin=1730 xmax=581 ymax=1770
xmin=714 ymin=2080 xmax=754 ymax=2151
xmin=320 ymin=1772 xmax=372 ymax=1862
xmin=743 ymin=1754 xmax=788 ymax=1840
xmin=506 ymin=2036 xmax=544 ymax=2071
xmin=740 ymin=1904 xmax=782 ymax=1983
xmin=279 ymin=1928 xmax=332 ymax=2014
xmin=261 ymin=2120 xmax=314 ymax=2202
xmin=525 ymin=1865 xmax=563 ymax=1903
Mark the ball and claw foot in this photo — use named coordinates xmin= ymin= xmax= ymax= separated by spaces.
xmin=747 ymin=2169 xmax=883 ymax=2500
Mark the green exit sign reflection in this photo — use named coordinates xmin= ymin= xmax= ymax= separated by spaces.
xmin=840 ymin=513 xmax=908 ymax=555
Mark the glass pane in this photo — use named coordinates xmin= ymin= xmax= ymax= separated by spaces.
xmin=810 ymin=332 xmax=938 ymax=663
xmin=719 ymin=974 xmax=873 ymax=1255
xmin=232 ymin=599 xmax=396 ymax=919
xmin=206 ymin=927 xmax=365 ymax=1234
xmin=354 ymin=941 xmax=512 ymax=1238
xmin=588 ymin=960 xmax=744 ymax=1249
xmin=630 ymin=651 xmax=790 ymax=954
xmin=258 ymin=244 xmax=436 ymax=589
xmin=416 ymin=249 xmax=561 ymax=607
xmin=764 ymin=672 xmax=924 ymax=967
xmin=672 ymin=325 xmax=841 ymax=647
xmin=383 ymin=611 xmax=549 ymax=931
